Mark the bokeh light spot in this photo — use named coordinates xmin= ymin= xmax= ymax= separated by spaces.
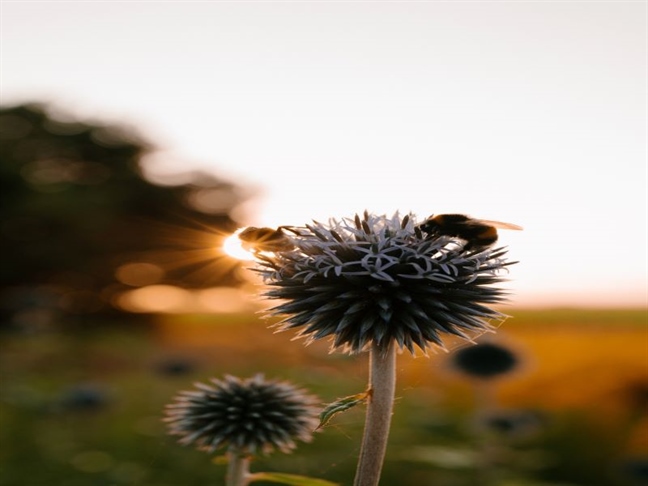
xmin=116 ymin=285 xmax=190 ymax=313
xmin=196 ymin=287 xmax=251 ymax=313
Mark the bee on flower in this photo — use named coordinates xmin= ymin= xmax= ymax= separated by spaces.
xmin=249 ymin=211 xmax=515 ymax=355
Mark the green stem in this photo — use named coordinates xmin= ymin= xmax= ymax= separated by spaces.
xmin=353 ymin=341 xmax=397 ymax=486
xmin=226 ymin=451 xmax=251 ymax=486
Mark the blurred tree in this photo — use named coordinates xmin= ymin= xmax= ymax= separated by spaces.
xmin=0 ymin=103 xmax=249 ymax=325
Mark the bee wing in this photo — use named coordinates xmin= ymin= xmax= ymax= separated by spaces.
xmin=475 ymin=219 xmax=523 ymax=230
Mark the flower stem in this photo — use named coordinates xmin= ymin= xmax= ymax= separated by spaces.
xmin=226 ymin=451 xmax=251 ymax=486
xmin=353 ymin=341 xmax=396 ymax=486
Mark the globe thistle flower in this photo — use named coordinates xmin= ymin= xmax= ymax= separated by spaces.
xmin=164 ymin=374 xmax=320 ymax=456
xmin=254 ymin=211 xmax=514 ymax=355
xmin=450 ymin=341 xmax=519 ymax=379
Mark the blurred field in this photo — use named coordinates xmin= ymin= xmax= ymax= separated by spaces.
xmin=1 ymin=308 xmax=646 ymax=486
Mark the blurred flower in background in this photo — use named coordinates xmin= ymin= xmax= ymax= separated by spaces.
xmin=450 ymin=342 xmax=520 ymax=380
xmin=164 ymin=374 xmax=320 ymax=456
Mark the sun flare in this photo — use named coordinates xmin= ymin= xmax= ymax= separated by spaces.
xmin=222 ymin=230 xmax=255 ymax=261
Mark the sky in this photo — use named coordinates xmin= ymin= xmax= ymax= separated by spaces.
xmin=1 ymin=1 xmax=647 ymax=308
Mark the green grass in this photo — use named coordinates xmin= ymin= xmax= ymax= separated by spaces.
xmin=0 ymin=309 xmax=646 ymax=485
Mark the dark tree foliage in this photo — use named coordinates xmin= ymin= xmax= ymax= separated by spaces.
xmin=0 ymin=103 xmax=248 ymax=324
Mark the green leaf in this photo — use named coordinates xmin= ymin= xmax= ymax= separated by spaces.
xmin=248 ymin=471 xmax=339 ymax=486
xmin=317 ymin=390 xmax=370 ymax=430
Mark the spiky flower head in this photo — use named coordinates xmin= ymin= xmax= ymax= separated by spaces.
xmin=253 ymin=211 xmax=515 ymax=355
xmin=164 ymin=374 xmax=320 ymax=456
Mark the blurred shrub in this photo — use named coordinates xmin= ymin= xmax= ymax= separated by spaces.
xmin=0 ymin=103 xmax=249 ymax=326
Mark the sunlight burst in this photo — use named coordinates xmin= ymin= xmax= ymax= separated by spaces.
xmin=223 ymin=230 xmax=255 ymax=261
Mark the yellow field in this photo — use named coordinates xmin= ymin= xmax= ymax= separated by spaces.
xmin=156 ymin=309 xmax=647 ymax=433
xmin=160 ymin=306 xmax=645 ymax=465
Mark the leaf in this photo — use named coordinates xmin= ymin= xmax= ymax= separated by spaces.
xmin=248 ymin=472 xmax=339 ymax=486
xmin=317 ymin=390 xmax=370 ymax=430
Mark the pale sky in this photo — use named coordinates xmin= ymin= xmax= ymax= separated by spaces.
xmin=2 ymin=1 xmax=647 ymax=308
